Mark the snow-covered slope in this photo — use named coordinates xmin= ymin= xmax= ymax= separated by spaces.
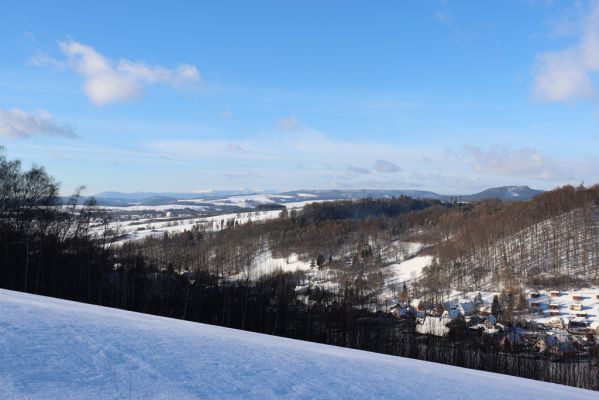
xmin=0 ymin=290 xmax=595 ymax=400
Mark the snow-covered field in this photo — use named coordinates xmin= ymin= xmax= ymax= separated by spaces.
xmin=231 ymin=251 xmax=312 ymax=280
xmin=95 ymin=209 xmax=284 ymax=245
xmin=0 ymin=289 xmax=595 ymax=400
xmin=385 ymin=255 xmax=433 ymax=283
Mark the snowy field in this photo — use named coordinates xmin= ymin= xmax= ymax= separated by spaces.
xmin=385 ymin=255 xmax=433 ymax=283
xmin=0 ymin=289 xmax=596 ymax=400
xmin=231 ymin=251 xmax=312 ymax=280
xmin=95 ymin=209 xmax=284 ymax=245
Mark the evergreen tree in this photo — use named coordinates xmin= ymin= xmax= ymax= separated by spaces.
xmin=491 ymin=294 xmax=501 ymax=317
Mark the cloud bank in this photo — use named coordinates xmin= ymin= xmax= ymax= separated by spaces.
xmin=373 ymin=159 xmax=400 ymax=173
xmin=0 ymin=108 xmax=74 ymax=139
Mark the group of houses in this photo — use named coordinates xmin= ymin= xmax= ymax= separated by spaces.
xmin=388 ymin=290 xmax=599 ymax=359
xmin=528 ymin=290 xmax=599 ymax=320
xmin=390 ymin=297 xmax=493 ymax=337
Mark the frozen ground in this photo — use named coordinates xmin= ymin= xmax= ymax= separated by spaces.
xmin=231 ymin=251 xmax=312 ymax=280
xmin=96 ymin=209 xmax=283 ymax=245
xmin=0 ymin=289 xmax=595 ymax=400
xmin=385 ymin=255 xmax=433 ymax=283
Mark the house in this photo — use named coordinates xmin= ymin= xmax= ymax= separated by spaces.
xmin=390 ymin=304 xmax=415 ymax=319
xmin=484 ymin=314 xmax=497 ymax=326
xmin=441 ymin=308 xmax=459 ymax=320
xmin=441 ymin=299 xmax=458 ymax=310
xmin=547 ymin=318 xmax=565 ymax=329
xmin=457 ymin=299 xmax=476 ymax=316
xmin=536 ymin=334 xmax=577 ymax=358
xmin=478 ymin=304 xmax=492 ymax=316
xmin=432 ymin=304 xmax=445 ymax=317
xmin=530 ymin=301 xmax=543 ymax=309
xmin=536 ymin=335 xmax=560 ymax=352
xmin=549 ymin=310 xmax=560 ymax=316
xmin=499 ymin=332 xmax=523 ymax=350
xmin=575 ymin=311 xmax=587 ymax=318
xmin=415 ymin=316 xmax=451 ymax=337
xmin=411 ymin=298 xmax=426 ymax=312
xmin=529 ymin=292 xmax=540 ymax=299
xmin=572 ymin=294 xmax=583 ymax=301
xmin=568 ymin=318 xmax=588 ymax=329
xmin=570 ymin=304 xmax=583 ymax=311
xmin=550 ymin=290 xmax=560 ymax=297
xmin=549 ymin=303 xmax=559 ymax=310
xmin=547 ymin=342 xmax=577 ymax=359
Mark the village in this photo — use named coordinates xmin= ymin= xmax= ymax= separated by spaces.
xmin=389 ymin=288 xmax=599 ymax=360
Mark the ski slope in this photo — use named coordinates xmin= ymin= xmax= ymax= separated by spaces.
xmin=0 ymin=289 xmax=595 ymax=400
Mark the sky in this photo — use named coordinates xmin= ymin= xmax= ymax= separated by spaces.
xmin=1 ymin=0 xmax=599 ymax=196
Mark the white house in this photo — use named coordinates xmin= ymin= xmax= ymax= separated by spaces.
xmin=415 ymin=316 xmax=451 ymax=337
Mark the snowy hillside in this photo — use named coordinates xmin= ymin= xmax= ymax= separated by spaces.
xmin=92 ymin=209 xmax=284 ymax=245
xmin=0 ymin=290 xmax=595 ymax=400
xmin=451 ymin=205 xmax=599 ymax=288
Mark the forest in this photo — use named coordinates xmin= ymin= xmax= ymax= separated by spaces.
xmin=1 ymin=150 xmax=598 ymax=390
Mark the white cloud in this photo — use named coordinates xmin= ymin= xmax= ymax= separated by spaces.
xmin=277 ymin=116 xmax=299 ymax=132
xmin=433 ymin=9 xmax=450 ymax=23
xmin=35 ymin=40 xmax=200 ymax=105
xmin=225 ymin=143 xmax=246 ymax=153
xmin=0 ymin=108 xmax=74 ymax=139
xmin=533 ymin=1 xmax=599 ymax=102
xmin=223 ymin=172 xmax=262 ymax=179
xmin=373 ymin=159 xmax=400 ymax=173
xmin=345 ymin=164 xmax=371 ymax=175
xmin=465 ymin=145 xmax=566 ymax=180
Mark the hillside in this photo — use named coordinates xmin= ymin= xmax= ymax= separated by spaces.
xmin=0 ymin=289 xmax=595 ymax=400
xmin=433 ymin=186 xmax=599 ymax=291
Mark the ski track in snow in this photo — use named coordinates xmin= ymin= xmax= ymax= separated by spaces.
xmin=0 ymin=289 xmax=595 ymax=400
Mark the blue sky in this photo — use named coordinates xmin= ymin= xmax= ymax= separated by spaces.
xmin=1 ymin=0 xmax=598 ymax=195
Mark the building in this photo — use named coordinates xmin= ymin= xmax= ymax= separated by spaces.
xmin=530 ymin=301 xmax=543 ymax=309
xmin=441 ymin=308 xmax=459 ymax=320
xmin=390 ymin=304 xmax=415 ymax=319
xmin=415 ymin=316 xmax=451 ymax=337
xmin=411 ymin=298 xmax=426 ymax=312
xmin=457 ymin=299 xmax=476 ymax=316
xmin=550 ymin=290 xmax=560 ymax=297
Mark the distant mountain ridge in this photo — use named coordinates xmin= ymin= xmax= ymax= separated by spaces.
xmin=76 ymin=186 xmax=543 ymax=209
xmin=94 ymin=190 xmax=254 ymax=200
xmin=459 ymin=186 xmax=543 ymax=202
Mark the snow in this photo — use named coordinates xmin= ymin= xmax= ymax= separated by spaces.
xmin=98 ymin=204 xmax=209 ymax=211
xmin=0 ymin=289 xmax=595 ymax=400
xmin=529 ymin=288 xmax=599 ymax=326
xmin=386 ymin=255 xmax=433 ymax=283
xmin=232 ymin=251 xmax=312 ymax=280
xmin=98 ymin=209 xmax=284 ymax=245
xmin=415 ymin=316 xmax=451 ymax=337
